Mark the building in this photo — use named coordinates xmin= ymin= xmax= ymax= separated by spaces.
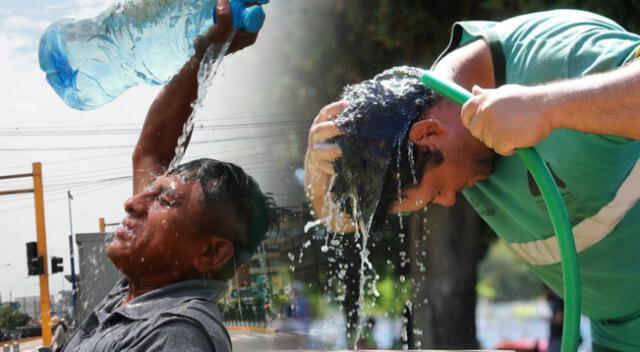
xmin=8 ymin=295 xmax=54 ymax=320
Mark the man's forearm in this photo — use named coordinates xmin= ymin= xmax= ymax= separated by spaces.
xmin=543 ymin=59 xmax=640 ymax=139
xmin=132 ymin=51 xmax=207 ymax=193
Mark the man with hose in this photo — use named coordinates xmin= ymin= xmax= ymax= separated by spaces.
xmin=61 ymin=1 xmax=277 ymax=351
xmin=305 ymin=10 xmax=640 ymax=352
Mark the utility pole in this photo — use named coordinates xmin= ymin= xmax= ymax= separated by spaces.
xmin=99 ymin=218 xmax=119 ymax=233
xmin=0 ymin=162 xmax=52 ymax=345
xmin=32 ymin=162 xmax=52 ymax=346
xmin=67 ymin=191 xmax=78 ymax=309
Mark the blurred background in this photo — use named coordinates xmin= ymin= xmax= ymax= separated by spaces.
xmin=2 ymin=0 xmax=639 ymax=351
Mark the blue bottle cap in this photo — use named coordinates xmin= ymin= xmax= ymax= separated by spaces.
xmin=241 ymin=5 xmax=265 ymax=33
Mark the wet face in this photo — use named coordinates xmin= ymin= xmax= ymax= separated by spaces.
xmin=390 ymin=101 xmax=495 ymax=211
xmin=106 ymin=174 xmax=227 ymax=281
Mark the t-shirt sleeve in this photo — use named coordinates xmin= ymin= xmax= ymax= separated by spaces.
xmin=480 ymin=10 xmax=640 ymax=85
xmin=128 ymin=318 xmax=231 ymax=352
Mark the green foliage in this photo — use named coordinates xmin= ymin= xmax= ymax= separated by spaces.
xmin=0 ymin=305 xmax=31 ymax=330
xmin=279 ymin=0 xmax=640 ymax=114
xmin=477 ymin=241 xmax=543 ymax=302
xmin=270 ymin=293 xmax=289 ymax=309
xmin=252 ymin=295 xmax=265 ymax=307
xmin=299 ymin=282 xmax=338 ymax=318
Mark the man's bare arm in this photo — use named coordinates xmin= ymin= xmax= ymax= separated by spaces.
xmin=132 ymin=0 xmax=258 ymax=194
xmin=461 ymin=59 xmax=640 ymax=155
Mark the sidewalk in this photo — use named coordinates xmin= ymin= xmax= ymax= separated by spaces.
xmin=1 ymin=337 xmax=43 ymax=352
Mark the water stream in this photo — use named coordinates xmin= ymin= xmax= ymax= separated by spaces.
xmin=305 ymin=66 xmax=440 ymax=348
xmin=165 ymin=31 xmax=247 ymax=318
xmin=168 ymin=30 xmax=237 ymax=171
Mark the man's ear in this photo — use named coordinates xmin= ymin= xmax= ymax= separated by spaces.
xmin=193 ymin=236 xmax=235 ymax=273
xmin=409 ymin=119 xmax=448 ymax=147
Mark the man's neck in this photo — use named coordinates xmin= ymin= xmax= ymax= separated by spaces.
xmin=121 ymin=271 xmax=213 ymax=304
xmin=433 ymin=39 xmax=496 ymax=90
xmin=121 ymin=279 xmax=163 ymax=304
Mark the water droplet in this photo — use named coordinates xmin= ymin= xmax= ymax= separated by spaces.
xmin=304 ymin=219 xmax=322 ymax=233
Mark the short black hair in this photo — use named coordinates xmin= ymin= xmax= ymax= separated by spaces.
xmin=330 ymin=66 xmax=442 ymax=231
xmin=169 ymin=158 xmax=278 ymax=263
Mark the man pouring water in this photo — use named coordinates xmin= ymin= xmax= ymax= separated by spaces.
xmin=305 ymin=10 xmax=640 ymax=352
xmin=60 ymin=1 xmax=276 ymax=351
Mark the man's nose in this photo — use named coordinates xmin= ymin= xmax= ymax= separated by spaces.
xmin=124 ymin=193 xmax=149 ymax=216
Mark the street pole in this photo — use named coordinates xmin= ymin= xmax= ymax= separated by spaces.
xmin=32 ymin=162 xmax=52 ymax=346
xmin=99 ymin=218 xmax=119 ymax=233
xmin=67 ymin=191 xmax=78 ymax=310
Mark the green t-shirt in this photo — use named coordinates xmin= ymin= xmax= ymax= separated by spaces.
xmin=439 ymin=10 xmax=640 ymax=322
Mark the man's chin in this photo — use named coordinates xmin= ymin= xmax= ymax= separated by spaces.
xmin=105 ymin=242 xmax=142 ymax=279
xmin=105 ymin=237 xmax=132 ymax=265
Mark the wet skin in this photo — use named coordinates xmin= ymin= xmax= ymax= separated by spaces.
xmin=106 ymin=174 xmax=236 ymax=300
xmin=389 ymin=100 xmax=495 ymax=212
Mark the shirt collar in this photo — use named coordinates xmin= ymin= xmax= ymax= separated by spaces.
xmin=98 ymin=278 xmax=228 ymax=322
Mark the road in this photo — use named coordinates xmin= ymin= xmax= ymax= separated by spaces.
xmin=229 ymin=329 xmax=311 ymax=351
xmin=15 ymin=330 xmax=309 ymax=352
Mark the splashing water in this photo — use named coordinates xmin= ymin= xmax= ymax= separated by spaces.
xmin=396 ymin=136 xmax=405 ymax=230
xmin=298 ymin=240 xmax=312 ymax=263
xmin=315 ymin=66 xmax=441 ymax=348
xmin=168 ymin=31 xmax=237 ymax=171
xmin=402 ymin=300 xmax=413 ymax=350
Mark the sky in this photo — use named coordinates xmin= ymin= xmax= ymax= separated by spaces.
xmin=0 ymin=0 xmax=307 ymax=302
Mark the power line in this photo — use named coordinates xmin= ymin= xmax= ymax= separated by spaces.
xmin=0 ymin=153 xmax=301 ymax=200
xmin=0 ymin=111 xmax=306 ymax=131
xmin=0 ymin=178 xmax=131 ymax=215
xmin=0 ymin=135 xmax=305 ymax=172
xmin=0 ymin=142 xmax=304 ymax=190
xmin=0 ymin=176 xmax=133 ymax=205
xmin=0 ymin=129 xmax=306 ymax=152
xmin=0 ymin=152 xmax=132 ymax=171
xmin=0 ymin=120 xmax=307 ymax=137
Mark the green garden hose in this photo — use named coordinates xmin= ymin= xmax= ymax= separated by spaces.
xmin=420 ymin=71 xmax=581 ymax=352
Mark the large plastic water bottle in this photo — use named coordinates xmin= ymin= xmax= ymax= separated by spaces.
xmin=38 ymin=0 xmax=268 ymax=111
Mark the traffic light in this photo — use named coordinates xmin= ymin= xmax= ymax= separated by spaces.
xmin=26 ymin=241 xmax=44 ymax=276
xmin=51 ymin=257 xmax=64 ymax=274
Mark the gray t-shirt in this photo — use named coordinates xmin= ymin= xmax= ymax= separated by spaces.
xmin=62 ymin=278 xmax=231 ymax=352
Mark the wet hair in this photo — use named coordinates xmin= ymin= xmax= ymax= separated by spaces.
xmin=169 ymin=158 xmax=278 ymax=265
xmin=330 ymin=66 xmax=442 ymax=231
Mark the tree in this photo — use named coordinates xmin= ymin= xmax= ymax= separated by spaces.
xmin=0 ymin=306 xmax=31 ymax=330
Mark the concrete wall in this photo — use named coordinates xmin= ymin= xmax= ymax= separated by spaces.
xmin=75 ymin=233 xmax=121 ymax=324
